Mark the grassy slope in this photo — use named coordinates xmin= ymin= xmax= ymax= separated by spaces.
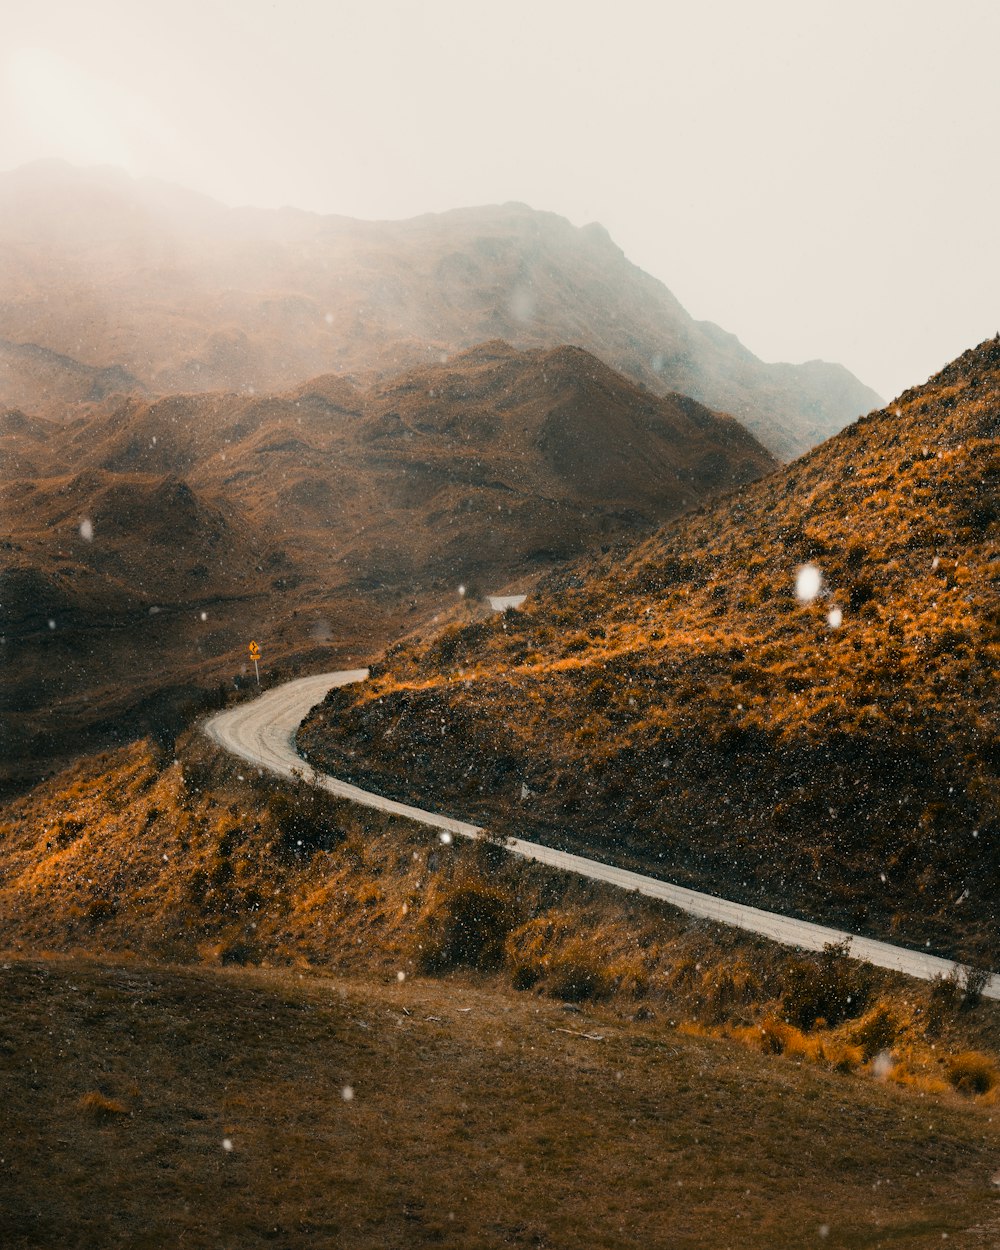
xmin=2 ymin=737 xmax=1000 ymax=1246
xmin=1 ymin=735 xmax=997 ymax=1094
xmin=298 ymin=338 xmax=1000 ymax=964
xmin=1 ymin=956 xmax=999 ymax=1250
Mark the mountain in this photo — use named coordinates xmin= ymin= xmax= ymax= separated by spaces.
xmin=0 ymin=461 xmax=279 ymax=791
xmin=298 ymin=337 xmax=1000 ymax=966
xmin=0 ymin=342 xmax=775 ymax=791
xmin=0 ymin=161 xmax=881 ymax=458
xmin=0 ymin=337 xmax=145 ymax=418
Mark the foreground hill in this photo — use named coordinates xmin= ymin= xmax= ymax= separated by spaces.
xmin=299 ymin=337 xmax=1000 ymax=965
xmin=4 ymin=954 xmax=997 ymax=1250
xmin=0 ymin=342 xmax=774 ymax=790
xmin=0 ymin=161 xmax=881 ymax=458
xmin=1 ymin=734 xmax=998 ymax=1246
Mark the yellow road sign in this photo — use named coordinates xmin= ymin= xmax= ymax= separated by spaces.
xmin=249 ymin=640 xmax=260 ymax=661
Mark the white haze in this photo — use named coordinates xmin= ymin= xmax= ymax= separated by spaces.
xmin=2 ymin=0 xmax=999 ymax=400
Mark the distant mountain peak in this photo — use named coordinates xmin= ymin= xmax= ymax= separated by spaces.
xmin=0 ymin=161 xmax=880 ymax=459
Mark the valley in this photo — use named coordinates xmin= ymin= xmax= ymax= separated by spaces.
xmin=0 ymin=340 xmax=774 ymax=791
xmin=1 ymin=154 xmax=996 ymax=1250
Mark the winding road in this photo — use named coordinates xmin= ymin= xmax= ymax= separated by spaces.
xmin=205 ymin=670 xmax=1000 ymax=1000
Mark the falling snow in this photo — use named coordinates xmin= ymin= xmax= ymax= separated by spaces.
xmin=795 ymin=564 xmax=823 ymax=602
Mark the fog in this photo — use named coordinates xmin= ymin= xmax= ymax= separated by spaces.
xmin=3 ymin=0 xmax=999 ymax=399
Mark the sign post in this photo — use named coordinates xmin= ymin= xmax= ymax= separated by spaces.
xmin=248 ymin=639 xmax=261 ymax=686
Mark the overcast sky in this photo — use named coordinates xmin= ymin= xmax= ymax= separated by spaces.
xmin=2 ymin=0 xmax=998 ymax=400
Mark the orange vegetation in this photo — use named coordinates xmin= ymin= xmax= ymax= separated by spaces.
xmin=0 ymin=733 xmax=996 ymax=1105
xmin=299 ymin=337 xmax=1000 ymax=963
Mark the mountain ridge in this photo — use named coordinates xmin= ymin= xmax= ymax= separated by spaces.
xmin=0 ymin=161 xmax=881 ymax=458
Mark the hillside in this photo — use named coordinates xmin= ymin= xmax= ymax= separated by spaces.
xmin=4 ymin=956 xmax=997 ymax=1250
xmin=1 ymin=732 xmax=997 ymax=1098
xmin=0 ymin=465 xmax=279 ymax=789
xmin=0 ymin=161 xmax=882 ymax=458
xmin=0 ymin=733 xmax=998 ymax=1249
xmin=0 ymin=342 xmax=775 ymax=790
xmin=299 ymin=337 xmax=1000 ymax=965
xmin=0 ymin=337 xmax=144 ymax=419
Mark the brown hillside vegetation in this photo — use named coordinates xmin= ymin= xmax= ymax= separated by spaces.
xmin=1 ymin=737 xmax=1000 ymax=1245
xmin=3 ymin=957 xmax=999 ymax=1250
xmin=0 ymin=161 xmax=881 ymax=458
xmin=0 ymin=336 xmax=145 ymax=418
xmin=1 ymin=342 xmax=774 ymax=791
xmin=0 ymin=464 xmax=280 ymax=791
xmin=299 ymin=337 xmax=1000 ymax=965
xmin=1 ymin=734 xmax=998 ymax=1103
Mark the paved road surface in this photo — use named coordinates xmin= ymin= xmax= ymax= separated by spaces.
xmin=205 ymin=670 xmax=999 ymax=1000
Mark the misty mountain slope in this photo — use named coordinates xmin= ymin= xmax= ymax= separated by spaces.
xmin=0 ymin=337 xmax=144 ymax=419
xmin=358 ymin=341 xmax=774 ymax=510
xmin=299 ymin=336 xmax=1000 ymax=965
xmin=0 ymin=162 xmax=881 ymax=458
xmin=0 ymin=343 xmax=775 ymax=791
xmin=19 ymin=340 xmax=774 ymax=562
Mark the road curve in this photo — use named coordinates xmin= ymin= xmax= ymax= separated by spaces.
xmin=205 ymin=670 xmax=999 ymax=1000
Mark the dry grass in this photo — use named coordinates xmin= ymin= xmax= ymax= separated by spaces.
xmin=2 ymin=742 xmax=1000 ymax=1245
xmin=299 ymin=336 xmax=1000 ymax=966
xmin=948 ymin=1052 xmax=1000 ymax=1097
xmin=2 ymin=956 xmax=999 ymax=1250
xmin=77 ymin=1091 xmax=130 ymax=1119
xmin=0 ymin=736 xmax=998 ymax=1114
